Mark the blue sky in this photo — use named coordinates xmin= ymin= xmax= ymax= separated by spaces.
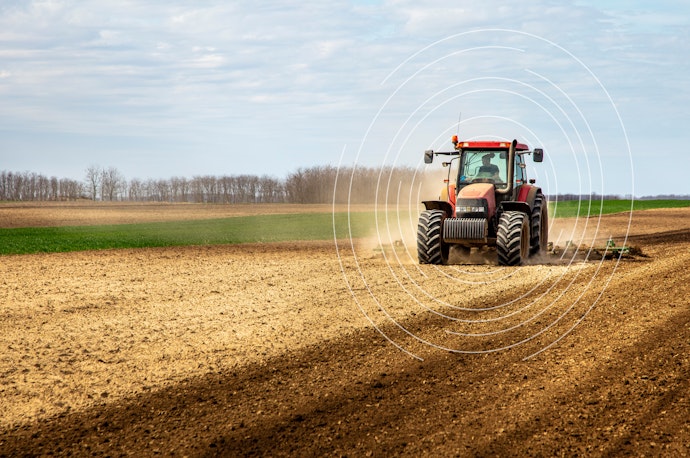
xmin=0 ymin=0 xmax=688 ymax=197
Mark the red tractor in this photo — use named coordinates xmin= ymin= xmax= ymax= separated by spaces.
xmin=417 ymin=137 xmax=548 ymax=266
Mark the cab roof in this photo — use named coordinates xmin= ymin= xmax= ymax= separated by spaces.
xmin=456 ymin=141 xmax=530 ymax=151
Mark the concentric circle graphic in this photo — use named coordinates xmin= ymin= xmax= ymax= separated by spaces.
xmin=333 ymin=29 xmax=634 ymax=361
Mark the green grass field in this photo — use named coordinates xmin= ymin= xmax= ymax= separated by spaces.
xmin=1 ymin=200 xmax=688 ymax=255
xmin=549 ymin=199 xmax=690 ymax=219
xmin=0 ymin=212 xmax=377 ymax=256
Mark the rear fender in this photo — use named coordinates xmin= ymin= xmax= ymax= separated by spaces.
xmin=517 ymin=185 xmax=542 ymax=208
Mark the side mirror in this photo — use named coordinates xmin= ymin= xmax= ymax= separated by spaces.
xmin=424 ymin=150 xmax=434 ymax=164
xmin=533 ymin=148 xmax=544 ymax=163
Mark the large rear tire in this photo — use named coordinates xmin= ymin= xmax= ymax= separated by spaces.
xmin=417 ymin=209 xmax=449 ymax=265
xmin=497 ymin=211 xmax=530 ymax=266
xmin=530 ymin=193 xmax=549 ymax=255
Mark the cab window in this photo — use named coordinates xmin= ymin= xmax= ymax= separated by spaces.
xmin=514 ymin=154 xmax=526 ymax=186
xmin=458 ymin=150 xmax=508 ymax=189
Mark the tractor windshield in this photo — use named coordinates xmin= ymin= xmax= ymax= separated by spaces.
xmin=458 ymin=150 xmax=508 ymax=189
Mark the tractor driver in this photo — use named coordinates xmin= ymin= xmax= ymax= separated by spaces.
xmin=478 ymin=154 xmax=501 ymax=180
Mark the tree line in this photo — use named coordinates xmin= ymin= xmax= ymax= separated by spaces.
xmin=0 ymin=165 xmax=427 ymax=204
xmin=550 ymin=193 xmax=631 ymax=201
xmin=4 ymin=166 xmax=657 ymax=204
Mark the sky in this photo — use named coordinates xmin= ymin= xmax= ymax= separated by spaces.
xmin=0 ymin=0 xmax=688 ymax=197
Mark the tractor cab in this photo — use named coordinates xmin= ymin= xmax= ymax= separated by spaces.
xmin=457 ymin=149 xmax=509 ymax=190
xmin=454 ymin=140 xmax=534 ymax=201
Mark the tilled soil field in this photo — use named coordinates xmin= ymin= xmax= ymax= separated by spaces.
xmin=1 ymin=204 xmax=689 ymax=456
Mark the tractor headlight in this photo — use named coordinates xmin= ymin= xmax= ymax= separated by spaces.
xmin=456 ymin=205 xmax=485 ymax=213
xmin=455 ymin=198 xmax=489 ymax=217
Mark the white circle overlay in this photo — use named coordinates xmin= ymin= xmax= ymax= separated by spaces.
xmin=333 ymin=29 xmax=634 ymax=361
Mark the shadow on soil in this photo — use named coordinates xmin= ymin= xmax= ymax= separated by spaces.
xmin=2 ymin=291 xmax=689 ymax=457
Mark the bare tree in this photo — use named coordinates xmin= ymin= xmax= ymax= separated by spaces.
xmin=49 ymin=176 xmax=59 ymax=200
xmin=128 ymin=178 xmax=143 ymax=201
xmin=13 ymin=172 xmax=24 ymax=200
xmin=143 ymin=178 xmax=158 ymax=201
xmin=85 ymin=165 xmax=101 ymax=200
xmin=178 ymin=177 xmax=189 ymax=202
xmin=101 ymin=166 xmax=124 ymax=201
xmin=197 ymin=175 xmax=217 ymax=203
xmin=258 ymin=175 xmax=283 ymax=203
xmin=59 ymin=178 xmax=83 ymax=200
xmin=154 ymin=179 xmax=171 ymax=202
xmin=190 ymin=176 xmax=204 ymax=203
xmin=285 ymin=168 xmax=306 ymax=203
xmin=170 ymin=176 xmax=188 ymax=202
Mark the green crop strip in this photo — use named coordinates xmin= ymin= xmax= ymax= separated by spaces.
xmin=0 ymin=212 xmax=381 ymax=255
xmin=548 ymin=199 xmax=690 ymax=219
xmin=1 ymin=201 xmax=688 ymax=255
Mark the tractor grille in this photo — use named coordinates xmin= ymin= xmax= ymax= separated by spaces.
xmin=443 ymin=218 xmax=488 ymax=242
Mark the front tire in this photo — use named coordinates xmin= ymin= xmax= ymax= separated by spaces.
xmin=530 ymin=193 xmax=549 ymax=255
xmin=417 ymin=209 xmax=449 ymax=264
xmin=497 ymin=211 xmax=530 ymax=266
